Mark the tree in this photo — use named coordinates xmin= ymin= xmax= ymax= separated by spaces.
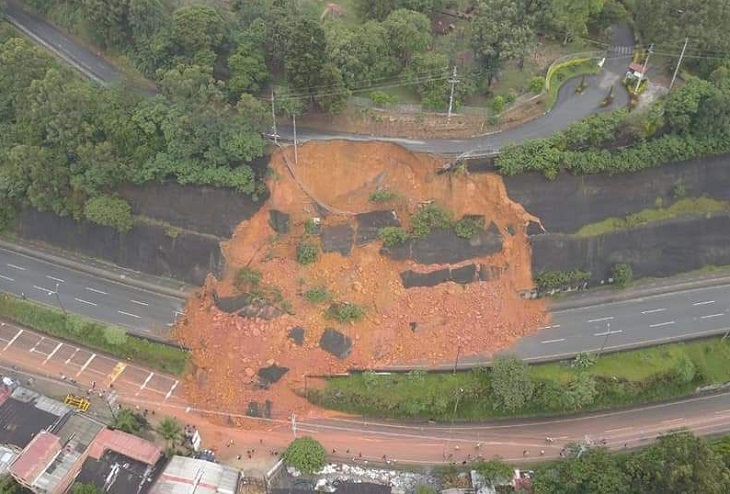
xmin=315 ymin=64 xmax=350 ymax=114
xmin=84 ymin=196 xmax=134 ymax=232
xmin=383 ymin=9 xmax=432 ymax=66
xmin=70 ymin=483 xmax=103 ymax=494
xmin=489 ymin=355 xmax=534 ymax=412
xmin=663 ymin=77 xmax=714 ymax=135
xmin=283 ymin=436 xmax=327 ymax=474
xmin=227 ymin=42 xmax=269 ymax=96
xmin=564 ymin=371 xmax=597 ymax=410
xmin=112 ymin=408 xmax=145 ymax=434
xmin=533 ymin=447 xmax=629 ymax=494
xmin=471 ymin=0 xmax=535 ymax=88
xmin=626 ymin=430 xmax=730 ymax=493
xmin=171 ymin=5 xmax=225 ymax=62
xmin=0 ymin=475 xmax=21 ymax=494
xmin=474 ymin=458 xmax=514 ymax=487
xmin=548 ymin=0 xmax=604 ymax=44
xmin=355 ymin=0 xmax=398 ymax=21
xmin=285 ymin=17 xmax=327 ymax=100
xmin=156 ymin=417 xmax=184 ymax=447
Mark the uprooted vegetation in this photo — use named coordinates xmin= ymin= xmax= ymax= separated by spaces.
xmin=174 ymin=140 xmax=547 ymax=419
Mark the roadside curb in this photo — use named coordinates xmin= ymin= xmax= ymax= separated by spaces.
xmin=0 ymin=239 xmax=189 ymax=301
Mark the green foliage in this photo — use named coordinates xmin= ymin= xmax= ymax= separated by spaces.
xmin=453 ymin=217 xmax=484 ymax=239
xmin=491 ymin=95 xmax=506 ymax=113
xmin=156 ymin=417 xmax=184 ymax=447
xmin=0 ymin=294 xmax=188 ymax=374
xmin=572 ymin=352 xmax=596 ymax=369
xmin=83 ymin=196 xmax=134 ymax=233
xmin=534 ymin=269 xmax=591 ymax=291
xmin=303 ymin=286 xmax=331 ymax=303
xmin=529 ymin=76 xmax=545 ymax=93
xmin=112 ymin=408 xmax=146 ymax=435
xmin=227 ymin=42 xmax=269 ymax=96
xmin=533 ymin=447 xmax=628 ymax=494
xmin=378 ymin=226 xmax=410 ymax=247
xmin=611 ymin=263 xmax=633 ymax=287
xmin=70 ymin=483 xmax=102 ymax=494
xmin=283 ymin=436 xmax=327 ymax=474
xmin=490 ymin=355 xmax=534 ymax=412
xmin=326 ymin=303 xmax=365 ymax=323
xmin=369 ymin=188 xmax=398 ymax=202
xmin=383 ymin=9 xmax=432 ymax=66
xmin=297 ymin=241 xmax=319 ymax=265
xmin=370 ymin=91 xmax=397 ymax=107
xmin=410 ymin=203 xmax=453 ymax=237
xmin=474 ymin=459 xmax=514 ymax=486
xmin=304 ymin=218 xmax=319 ymax=234
xmin=0 ymin=475 xmax=21 ymax=494
xmin=234 ymin=266 xmax=263 ymax=292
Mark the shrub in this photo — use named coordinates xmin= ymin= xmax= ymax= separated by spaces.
xmin=453 ymin=216 xmax=484 ymax=239
xmin=234 ymin=266 xmax=262 ymax=292
xmin=369 ymin=188 xmax=398 ymax=202
xmin=283 ymin=436 xmax=327 ymax=474
xmin=611 ymin=263 xmax=633 ymax=287
xmin=534 ymin=269 xmax=591 ymax=291
xmin=326 ymin=302 xmax=365 ymax=323
xmin=491 ymin=95 xmax=506 ymax=113
xmin=304 ymin=218 xmax=319 ymax=234
xmin=296 ymin=242 xmax=319 ymax=265
xmin=378 ymin=226 xmax=410 ymax=247
xmin=505 ymin=89 xmax=517 ymax=104
xmin=303 ymin=286 xmax=331 ymax=303
xmin=529 ymin=76 xmax=544 ymax=93
xmin=370 ymin=90 xmax=396 ymax=107
xmin=83 ymin=196 xmax=134 ymax=233
xmin=490 ymin=355 xmax=534 ymax=412
xmin=410 ymin=203 xmax=453 ymax=237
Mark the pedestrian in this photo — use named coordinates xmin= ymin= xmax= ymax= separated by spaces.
xmin=260 ymin=438 xmax=264 ymax=445
xmin=332 ymin=449 xmax=337 ymax=454
xmin=523 ymin=450 xmax=528 ymax=457
xmin=540 ymin=450 xmax=545 ymax=456
xmin=358 ymin=452 xmax=362 ymax=458
xmin=237 ymin=455 xmax=242 ymax=460
xmin=346 ymin=449 xmax=350 ymax=454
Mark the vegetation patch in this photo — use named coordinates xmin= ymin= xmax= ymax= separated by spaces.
xmin=378 ymin=226 xmax=410 ymax=247
xmin=534 ymin=269 xmax=591 ymax=291
xmin=296 ymin=241 xmax=319 ymax=265
xmin=234 ymin=267 xmax=292 ymax=313
xmin=410 ymin=203 xmax=453 ymax=237
xmin=325 ymin=302 xmax=365 ymax=323
xmin=307 ymin=338 xmax=730 ymax=420
xmin=575 ymin=197 xmax=730 ymax=237
xmin=0 ymin=294 xmax=188 ymax=375
xmin=453 ymin=216 xmax=485 ymax=239
xmin=83 ymin=196 xmax=134 ymax=233
xmin=302 ymin=286 xmax=332 ymax=303
xmin=545 ymin=58 xmax=600 ymax=108
xmin=368 ymin=187 xmax=399 ymax=202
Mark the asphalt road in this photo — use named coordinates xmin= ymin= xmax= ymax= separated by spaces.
xmin=4 ymin=1 xmax=121 ymax=84
xmin=0 ymin=247 xmax=183 ymax=339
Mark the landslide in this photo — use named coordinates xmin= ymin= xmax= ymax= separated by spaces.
xmin=174 ymin=141 xmax=547 ymax=419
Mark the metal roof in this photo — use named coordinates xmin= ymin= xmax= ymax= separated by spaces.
xmin=150 ymin=456 xmax=240 ymax=494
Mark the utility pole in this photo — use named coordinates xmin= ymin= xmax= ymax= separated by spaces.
xmin=292 ymin=113 xmax=298 ymax=165
xmin=50 ymin=282 xmax=67 ymax=316
xmin=270 ymin=89 xmax=278 ymax=144
xmin=669 ymin=37 xmax=689 ymax=90
xmin=453 ymin=343 xmax=461 ymax=374
xmin=635 ymin=43 xmax=653 ymax=94
xmin=447 ymin=66 xmax=459 ymax=123
xmin=599 ymin=322 xmax=611 ymax=356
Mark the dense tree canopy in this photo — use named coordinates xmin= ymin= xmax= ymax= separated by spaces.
xmin=283 ymin=436 xmax=328 ymax=474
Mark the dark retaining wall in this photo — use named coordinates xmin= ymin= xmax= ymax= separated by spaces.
xmin=531 ymin=213 xmax=730 ymax=282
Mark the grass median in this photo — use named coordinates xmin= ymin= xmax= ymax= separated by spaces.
xmin=0 ymin=294 xmax=188 ymax=375
xmin=307 ymin=337 xmax=730 ymax=420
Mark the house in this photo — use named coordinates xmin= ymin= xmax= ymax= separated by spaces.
xmin=0 ymin=385 xmax=71 ymax=452
xmin=149 ymin=456 xmax=240 ymax=494
xmin=626 ymin=62 xmax=645 ymax=81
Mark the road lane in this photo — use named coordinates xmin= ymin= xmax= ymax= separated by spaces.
xmin=0 ymin=247 xmax=184 ymax=340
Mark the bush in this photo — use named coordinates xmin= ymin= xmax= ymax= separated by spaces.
xmin=304 ymin=218 xmax=319 ymax=234
xmin=234 ymin=266 xmax=262 ymax=292
xmin=0 ymin=294 xmax=188 ymax=374
xmin=410 ymin=203 xmax=453 ymax=237
xmin=296 ymin=241 xmax=319 ymax=265
xmin=491 ymin=95 xmax=506 ymax=113
xmin=370 ymin=90 xmax=396 ymax=107
xmin=369 ymin=188 xmax=398 ymax=202
xmin=283 ymin=436 xmax=327 ymax=474
xmin=0 ymin=202 xmax=16 ymax=232
xmin=83 ymin=196 xmax=134 ymax=232
xmin=611 ymin=263 xmax=633 ymax=287
xmin=453 ymin=216 xmax=484 ymax=239
xmin=378 ymin=226 xmax=410 ymax=247
xmin=534 ymin=269 xmax=591 ymax=291
xmin=326 ymin=302 xmax=365 ymax=323
xmin=303 ymin=286 xmax=331 ymax=303
xmin=490 ymin=355 xmax=534 ymax=412
xmin=529 ymin=76 xmax=545 ymax=94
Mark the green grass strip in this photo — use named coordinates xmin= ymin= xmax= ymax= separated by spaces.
xmin=0 ymin=294 xmax=188 ymax=375
xmin=308 ymin=338 xmax=730 ymax=420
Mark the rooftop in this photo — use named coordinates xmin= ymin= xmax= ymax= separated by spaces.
xmin=9 ymin=430 xmax=61 ymax=482
xmin=0 ymin=387 xmax=70 ymax=450
xmin=75 ymin=450 xmax=163 ymax=494
xmin=149 ymin=456 xmax=240 ymax=494
xmin=628 ymin=62 xmax=645 ymax=73
xmin=87 ymin=428 xmax=163 ymax=466
xmin=0 ymin=445 xmax=19 ymax=475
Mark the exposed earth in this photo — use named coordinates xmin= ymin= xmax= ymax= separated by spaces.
xmin=174 ymin=141 xmax=547 ymax=421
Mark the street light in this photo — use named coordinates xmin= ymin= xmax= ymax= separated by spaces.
xmin=49 ymin=282 xmax=67 ymax=316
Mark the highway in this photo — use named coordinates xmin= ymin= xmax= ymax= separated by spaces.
xmin=0 ymin=246 xmax=183 ymax=340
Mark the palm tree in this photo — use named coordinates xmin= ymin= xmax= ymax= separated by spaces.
xmin=112 ymin=409 xmax=142 ymax=434
xmin=156 ymin=417 xmax=184 ymax=448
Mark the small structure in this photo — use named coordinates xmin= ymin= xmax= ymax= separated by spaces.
xmin=149 ymin=455 xmax=240 ymax=494
xmin=626 ymin=62 xmax=645 ymax=81
xmin=0 ymin=386 xmax=71 ymax=451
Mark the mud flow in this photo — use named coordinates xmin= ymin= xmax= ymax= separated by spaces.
xmin=174 ymin=141 xmax=547 ymax=419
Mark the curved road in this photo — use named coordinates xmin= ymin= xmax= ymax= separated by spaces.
xmin=2 ymin=321 xmax=730 ymax=465
xmin=3 ymin=1 xmax=633 ymax=155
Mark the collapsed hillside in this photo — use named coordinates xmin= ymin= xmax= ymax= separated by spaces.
xmin=174 ymin=141 xmax=547 ymax=420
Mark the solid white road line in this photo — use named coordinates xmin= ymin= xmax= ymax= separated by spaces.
xmin=29 ymin=336 xmax=45 ymax=353
xmin=6 ymin=263 xmax=25 ymax=271
xmin=693 ymin=300 xmax=715 ymax=306
xmin=649 ymin=321 xmax=675 ymax=328
xmin=2 ymin=329 xmax=23 ymax=351
xmin=65 ymin=348 xmax=79 ymax=364
xmin=76 ymin=353 xmax=96 ymax=377
xmin=75 ymin=297 xmax=97 ymax=306
xmin=136 ymin=372 xmax=155 ymax=396
xmin=46 ymin=275 xmax=65 ymax=283
xmin=86 ymin=287 xmax=108 ymax=295
xmin=605 ymin=426 xmax=633 ymax=433
xmin=0 ymin=275 xmax=14 ymax=282
xmin=588 ymin=316 xmax=614 ymax=323
xmin=130 ymin=300 xmax=149 ymax=306
xmin=701 ymin=313 xmax=724 ymax=320
xmin=33 ymin=285 xmax=53 ymax=294
xmin=594 ymin=330 xmax=623 ymax=336
xmin=165 ymin=380 xmax=179 ymax=400
xmin=118 ymin=310 xmax=140 ymax=319
xmin=42 ymin=342 xmax=63 ymax=365
xmin=641 ymin=308 xmax=666 ymax=314
xmin=540 ymin=338 xmax=565 ymax=344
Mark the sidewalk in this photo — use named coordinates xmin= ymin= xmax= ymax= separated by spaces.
xmin=0 ymin=236 xmax=190 ymax=300
xmin=550 ymin=268 xmax=730 ymax=312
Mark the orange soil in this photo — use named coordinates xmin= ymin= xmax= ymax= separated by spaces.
xmin=175 ymin=141 xmax=547 ymax=420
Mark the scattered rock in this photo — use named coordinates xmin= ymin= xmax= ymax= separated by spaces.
xmin=319 ymin=328 xmax=353 ymax=359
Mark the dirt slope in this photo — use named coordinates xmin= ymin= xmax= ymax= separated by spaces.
xmin=174 ymin=141 xmax=547 ymax=419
